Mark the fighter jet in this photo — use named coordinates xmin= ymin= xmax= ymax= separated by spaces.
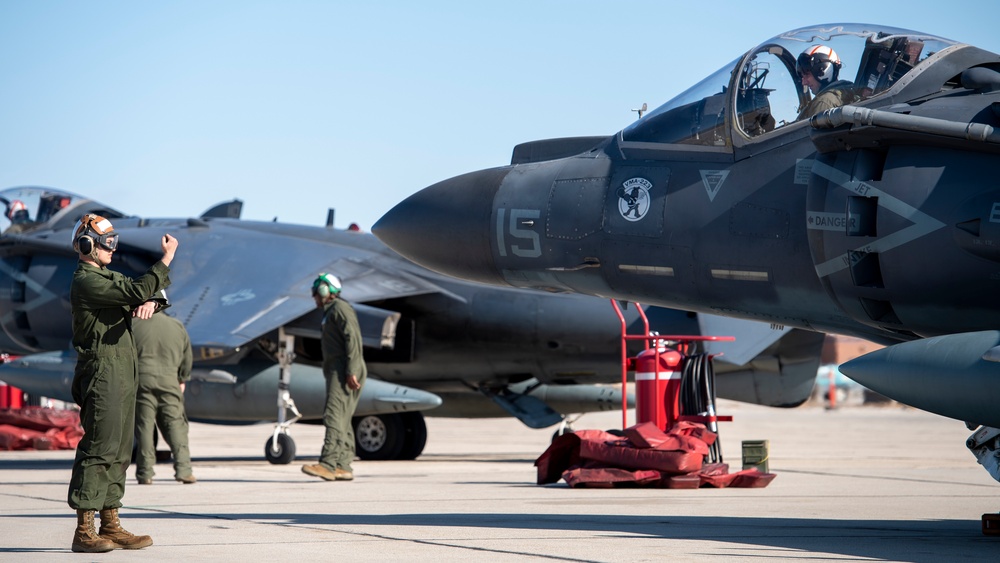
xmin=0 ymin=186 xmax=823 ymax=463
xmin=373 ymin=24 xmax=1000 ymax=475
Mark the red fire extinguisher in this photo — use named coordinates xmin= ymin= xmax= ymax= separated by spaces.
xmin=634 ymin=347 xmax=683 ymax=431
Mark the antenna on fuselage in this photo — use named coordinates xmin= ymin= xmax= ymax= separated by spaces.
xmin=632 ymin=102 xmax=647 ymax=119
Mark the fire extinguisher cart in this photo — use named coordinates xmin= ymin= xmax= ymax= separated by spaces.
xmin=611 ymin=300 xmax=734 ymax=462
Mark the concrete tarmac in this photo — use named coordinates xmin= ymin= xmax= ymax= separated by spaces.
xmin=2 ymin=400 xmax=999 ymax=562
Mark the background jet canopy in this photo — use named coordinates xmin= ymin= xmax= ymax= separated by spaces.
xmin=0 ymin=186 xmax=127 ymax=235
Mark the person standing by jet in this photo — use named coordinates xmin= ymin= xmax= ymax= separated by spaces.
xmin=796 ymin=45 xmax=857 ymax=120
xmin=133 ymin=289 xmax=197 ymax=486
xmin=302 ymin=273 xmax=367 ymax=481
xmin=67 ymin=213 xmax=176 ymax=553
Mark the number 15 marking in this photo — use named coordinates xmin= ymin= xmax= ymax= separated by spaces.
xmin=496 ymin=208 xmax=541 ymax=258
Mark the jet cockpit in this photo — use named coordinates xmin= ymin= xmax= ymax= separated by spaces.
xmin=620 ymin=24 xmax=956 ymax=148
xmin=0 ymin=186 xmax=126 ymax=236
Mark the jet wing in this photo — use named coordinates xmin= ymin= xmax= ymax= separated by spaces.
xmin=111 ymin=221 xmax=458 ymax=359
xmin=696 ymin=314 xmax=791 ymax=366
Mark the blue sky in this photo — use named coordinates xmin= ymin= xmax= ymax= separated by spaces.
xmin=1 ymin=1 xmax=995 ymax=231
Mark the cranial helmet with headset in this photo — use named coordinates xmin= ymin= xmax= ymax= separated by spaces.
xmin=311 ymin=272 xmax=342 ymax=299
xmin=797 ymin=44 xmax=842 ymax=87
xmin=7 ymin=200 xmax=27 ymax=221
xmin=72 ymin=214 xmax=119 ymax=258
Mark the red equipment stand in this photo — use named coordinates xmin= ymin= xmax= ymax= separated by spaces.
xmin=0 ymin=382 xmax=24 ymax=409
xmin=0 ymin=353 xmax=24 ymax=409
xmin=610 ymin=299 xmax=734 ymax=432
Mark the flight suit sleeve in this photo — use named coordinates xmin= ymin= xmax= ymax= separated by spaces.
xmin=75 ymin=262 xmax=171 ymax=309
xmin=334 ymin=303 xmax=366 ymax=377
xmin=179 ymin=324 xmax=193 ymax=384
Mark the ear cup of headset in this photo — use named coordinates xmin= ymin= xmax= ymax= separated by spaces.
xmin=316 ymin=283 xmax=330 ymax=299
xmin=77 ymin=236 xmax=93 ymax=254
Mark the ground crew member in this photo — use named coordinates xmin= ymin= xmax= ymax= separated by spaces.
xmin=302 ymin=273 xmax=367 ymax=481
xmin=67 ymin=213 xmax=177 ymax=553
xmin=133 ymin=290 xmax=196 ymax=486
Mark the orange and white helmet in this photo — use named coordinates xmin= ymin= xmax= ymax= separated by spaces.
xmin=7 ymin=200 xmax=26 ymax=220
xmin=72 ymin=213 xmax=119 ymax=254
xmin=797 ymin=45 xmax=842 ymax=85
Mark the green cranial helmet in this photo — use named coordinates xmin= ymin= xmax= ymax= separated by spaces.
xmin=311 ymin=272 xmax=342 ymax=299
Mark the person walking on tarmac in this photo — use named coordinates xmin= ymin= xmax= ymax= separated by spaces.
xmin=302 ymin=273 xmax=367 ymax=482
xmin=133 ymin=289 xmax=197 ymax=486
xmin=67 ymin=213 xmax=177 ymax=553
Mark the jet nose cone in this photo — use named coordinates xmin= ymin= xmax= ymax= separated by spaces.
xmin=374 ymin=167 xmax=511 ymax=285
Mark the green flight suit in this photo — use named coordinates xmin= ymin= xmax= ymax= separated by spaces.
xmin=318 ymin=297 xmax=367 ymax=473
xmin=797 ymin=79 xmax=858 ymax=120
xmin=68 ymin=261 xmax=170 ymax=511
xmin=133 ymin=311 xmax=194 ymax=482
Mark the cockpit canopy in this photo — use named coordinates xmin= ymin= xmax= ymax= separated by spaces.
xmin=0 ymin=186 xmax=126 ymax=236
xmin=621 ymin=24 xmax=957 ymax=147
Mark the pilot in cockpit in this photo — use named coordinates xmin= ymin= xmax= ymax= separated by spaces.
xmin=796 ymin=45 xmax=858 ymax=120
xmin=4 ymin=200 xmax=35 ymax=235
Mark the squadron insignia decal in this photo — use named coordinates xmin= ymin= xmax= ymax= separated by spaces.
xmin=700 ymin=170 xmax=730 ymax=202
xmin=616 ymin=177 xmax=652 ymax=222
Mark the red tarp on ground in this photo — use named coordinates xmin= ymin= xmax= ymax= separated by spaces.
xmin=0 ymin=407 xmax=82 ymax=450
xmin=535 ymin=421 xmax=776 ymax=489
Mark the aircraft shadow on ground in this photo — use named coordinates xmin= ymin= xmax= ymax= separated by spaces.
xmin=143 ymin=512 xmax=996 ymax=562
xmin=11 ymin=511 xmax=997 ymax=561
xmin=0 ymin=459 xmax=74 ymax=470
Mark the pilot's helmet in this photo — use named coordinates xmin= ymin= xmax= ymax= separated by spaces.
xmin=72 ymin=213 xmax=119 ymax=254
xmin=7 ymin=200 xmax=27 ymax=222
xmin=311 ymin=272 xmax=342 ymax=299
xmin=797 ymin=45 xmax=842 ymax=85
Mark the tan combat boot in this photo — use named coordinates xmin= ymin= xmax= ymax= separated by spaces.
xmin=98 ymin=508 xmax=153 ymax=550
xmin=71 ymin=509 xmax=116 ymax=553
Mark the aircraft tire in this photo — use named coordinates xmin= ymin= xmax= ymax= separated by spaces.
xmin=264 ymin=433 xmax=296 ymax=465
xmin=354 ymin=414 xmax=404 ymax=460
xmin=396 ymin=412 xmax=428 ymax=460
